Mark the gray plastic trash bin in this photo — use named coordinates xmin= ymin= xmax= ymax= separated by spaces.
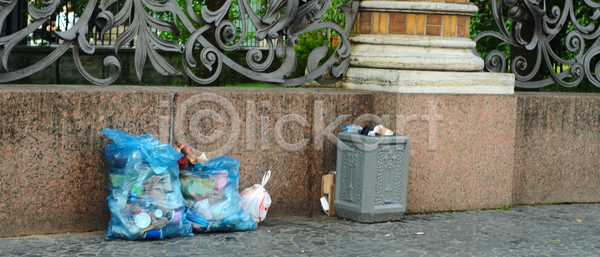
xmin=334 ymin=132 xmax=410 ymax=222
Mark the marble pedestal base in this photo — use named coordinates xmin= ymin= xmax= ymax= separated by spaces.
xmin=343 ymin=68 xmax=515 ymax=95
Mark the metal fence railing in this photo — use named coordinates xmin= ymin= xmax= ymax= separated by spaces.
xmin=3 ymin=1 xmax=272 ymax=49
xmin=21 ymin=0 xmax=133 ymax=47
xmin=236 ymin=0 xmax=269 ymax=49
xmin=5 ymin=1 xmax=267 ymax=48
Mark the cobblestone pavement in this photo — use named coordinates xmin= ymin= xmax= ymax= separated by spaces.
xmin=1 ymin=204 xmax=600 ymax=256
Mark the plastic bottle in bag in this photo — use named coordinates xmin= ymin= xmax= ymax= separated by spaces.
xmin=103 ymin=128 xmax=193 ymax=240
xmin=240 ymin=170 xmax=272 ymax=223
xmin=182 ymin=156 xmax=257 ymax=232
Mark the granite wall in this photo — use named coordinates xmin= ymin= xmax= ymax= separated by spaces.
xmin=170 ymin=88 xmax=372 ymax=216
xmin=2 ymin=85 xmax=600 ymax=238
xmin=0 ymin=86 xmax=168 ymax=237
xmin=371 ymin=93 xmax=517 ymax=213
xmin=0 ymin=85 xmax=372 ymax=237
xmin=513 ymin=92 xmax=600 ymax=204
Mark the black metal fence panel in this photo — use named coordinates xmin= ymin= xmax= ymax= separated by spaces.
xmin=0 ymin=0 xmax=358 ymax=86
xmin=473 ymin=0 xmax=600 ymax=89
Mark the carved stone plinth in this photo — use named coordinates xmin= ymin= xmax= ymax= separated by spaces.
xmin=335 ymin=132 xmax=410 ymax=222
xmin=306 ymin=0 xmax=516 ymax=94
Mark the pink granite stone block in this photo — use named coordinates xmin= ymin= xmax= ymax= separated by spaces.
xmin=371 ymin=92 xmax=517 ymax=213
xmin=0 ymin=85 xmax=169 ymax=237
xmin=170 ymin=88 xmax=372 ymax=217
xmin=8 ymin=85 xmax=600 ymax=238
xmin=514 ymin=92 xmax=600 ymax=204
xmin=0 ymin=85 xmax=374 ymax=238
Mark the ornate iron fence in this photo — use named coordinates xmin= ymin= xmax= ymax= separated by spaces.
xmin=473 ymin=0 xmax=600 ymax=89
xmin=0 ymin=0 xmax=358 ymax=86
xmin=16 ymin=0 xmax=134 ymax=47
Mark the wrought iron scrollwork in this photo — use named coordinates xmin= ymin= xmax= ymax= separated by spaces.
xmin=473 ymin=0 xmax=600 ymax=88
xmin=0 ymin=0 xmax=359 ymax=86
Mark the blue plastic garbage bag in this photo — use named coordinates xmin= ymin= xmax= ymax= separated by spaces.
xmin=103 ymin=128 xmax=193 ymax=240
xmin=180 ymin=156 xmax=257 ymax=232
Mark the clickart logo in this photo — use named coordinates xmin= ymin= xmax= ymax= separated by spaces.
xmin=162 ymin=93 xmax=444 ymax=158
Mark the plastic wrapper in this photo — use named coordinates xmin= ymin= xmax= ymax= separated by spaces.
xmin=103 ymin=128 xmax=193 ymax=240
xmin=241 ymin=170 xmax=272 ymax=223
xmin=181 ymin=156 xmax=257 ymax=232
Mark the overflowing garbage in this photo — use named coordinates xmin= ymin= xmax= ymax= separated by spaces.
xmin=103 ymin=130 xmax=270 ymax=240
xmin=336 ymin=126 xmax=409 ymax=222
xmin=178 ymin=147 xmax=257 ymax=232
xmin=103 ymin=129 xmax=193 ymax=240
xmin=343 ymin=124 xmax=394 ymax=136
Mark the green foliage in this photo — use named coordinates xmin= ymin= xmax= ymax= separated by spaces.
xmin=323 ymin=0 xmax=353 ymax=35
xmin=153 ymin=0 xmax=201 ymax=47
xmin=495 ymin=205 xmax=512 ymax=211
xmin=289 ymin=0 xmax=353 ymax=80
xmin=470 ymin=2 xmax=511 ymax=60
xmin=290 ymin=32 xmax=336 ymax=79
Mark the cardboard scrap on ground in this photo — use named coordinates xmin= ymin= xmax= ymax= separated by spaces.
xmin=321 ymin=171 xmax=336 ymax=216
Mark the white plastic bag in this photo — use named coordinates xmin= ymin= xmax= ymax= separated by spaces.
xmin=240 ymin=170 xmax=272 ymax=223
